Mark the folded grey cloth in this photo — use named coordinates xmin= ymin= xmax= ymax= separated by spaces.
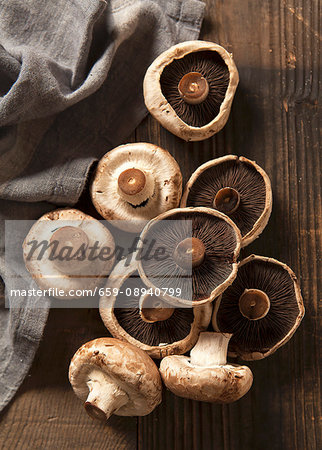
xmin=0 ymin=0 xmax=205 ymax=412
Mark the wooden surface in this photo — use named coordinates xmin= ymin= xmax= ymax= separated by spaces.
xmin=0 ymin=0 xmax=320 ymax=449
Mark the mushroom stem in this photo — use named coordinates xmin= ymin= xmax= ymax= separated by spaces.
xmin=117 ymin=168 xmax=155 ymax=206
xmin=178 ymin=72 xmax=209 ymax=105
xmin=238 ymin=288 xmax=270 ymax=320
xmin=190 ymin=332 xmax=232 ymax=366
xmin=173 ymin=237 xmax=205 ymax=270
xmin=213 ymin=187 xmax=240 ymax=215
xmin=85 ymin=373 xmax=128 ymax=421
xmin=139 ymin=294 xmax=174 ymax=323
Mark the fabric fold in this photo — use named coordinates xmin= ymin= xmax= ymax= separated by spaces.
xmin=0 ymin=0 xmax=205 ymax=413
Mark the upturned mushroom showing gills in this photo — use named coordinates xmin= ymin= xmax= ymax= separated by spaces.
xmin=23 ymin=208 xmax=115 ymax=299
xmin=160 ymin=332 xmax=253 ymax=403
xmin=143 ymin=41 xmax=239 ymax=141
xmin=69 ymin=338 xmax=162 ymax=421
xmin=212 ymin=255 xmax=305 ymax=360
xmin=181 ymin=155 xmax=272 ymax=247
xmin=90 ymin=143 xmax=182 ymax=233
xmin=99 ymin=257 xmax=212 ymax=358
xmin=137 ymin=207 xmax=241 ymax=306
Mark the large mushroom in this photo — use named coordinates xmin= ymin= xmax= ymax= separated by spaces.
xmin=160 ymin=332 xmax=253 ymax=403
xmin=181 ymin=155 xmax=272 ymax=247
xmin=99 ymin=257 xmax=212 ymax=358
xmin=212 ymin=255 xmax=305 ymax=360
xmin=90 ymin=143 xmax=182 ymax=233
xmin=137 ymin=207 xmax=241 ymax=306
xmin=143 ymin=40 xmax=239 ymax=141
xmin=69 ymin=338 xmax=162 ymax=421
xmin=23 ymin=208 xmax=115 ymax=299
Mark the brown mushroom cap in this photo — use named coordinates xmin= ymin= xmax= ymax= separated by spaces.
xmin=143 ymin=40 xmax=239 ymax=141
xmin=90 ymin=143 xmax=182 ymax=233
xmin=137 ymin=207 xmax=241 ymax=306
xmin=181 ymin=155 xmax=272 ymax=247
xmin=99 ymin=257 xmax=212 ymax=358
xmin=159 ymin=332 xmax=253 ymax=403
xmin=212 ymin=255 xmax=305 ymax=360
xmin=69 ymin=337 xmax=162 ymax=421
xmin=23 ymin=208 xmax=115 ymax=299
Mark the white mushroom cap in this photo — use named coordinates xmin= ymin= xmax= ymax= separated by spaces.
xmin=69 ymin=338 xmax=162 ymax=421
xmin=143 ymin=41 xmax=239 ymax=141
xmin=90 ymin=143 xmax=182 ymax=233
xmin=99 ymin=256 xmax=212 ymax=358
xmin=159 ymin=332 xmax=253 ymax=403
xmin=23 ymin=208 xmax=115 ymax=299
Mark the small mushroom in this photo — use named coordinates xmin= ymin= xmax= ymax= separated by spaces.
xmin=90 ymin=143 xmax=182 ymax=232
xmin=159 ymin=332 xmax=253 ymax=403
xmin=23 ymin=208 xmax=115 ymax=299
xmin=99 ymin=257 xmax=212 ymax=358
xmin=137 ymin=207 xmax=241 ymax=306
xmin=181 ymin=155 xmax=272 ymax=247
xmin=143 ymin=40 xmax=239 ymax=141
xmin=212 ymin=255 xmax=305 ymax=360
xmin=69 ymin=338 xmax=162 ymax=421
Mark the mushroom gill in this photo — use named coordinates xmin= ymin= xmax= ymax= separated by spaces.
xmin=139 ymin=209 xmax=240 ymax=303
xmin=214 ymin=257 xmax=303 ymax=356
xmin=160 ymin=51 xmax=230 ymax=127
xmin=113 ymin=273 xmax=194 ymax=346
xmin=185 ymin=158 xmax=267 ymax=237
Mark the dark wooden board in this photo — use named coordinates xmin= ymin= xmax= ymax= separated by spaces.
xmin=0 ymin=0 xmax=320 ymax=449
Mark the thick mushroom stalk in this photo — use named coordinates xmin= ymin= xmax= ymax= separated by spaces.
xmin=190 ymin=332 xmax=231 ymax=366
xmin=85 ymin=370 xmax=128 ymax=421
xmin=159 ymin=332 xmax=253 ymax=403
xmin=139 ymin=294 xmax=174 ymax=323
xmin=118 ymin=168 xmax=155 ymax=206
xmin=178 ymin=72 xmax=209 ymax=105
xmin=173 ymin=237 xmax=205 ymax=270
xmin=50 ymin=226 xmax=90 ymax=275
xmin=213 ymin=187 xmax=241 ymax=215
xmin=238 ymin=288 xmax=270 ymax=320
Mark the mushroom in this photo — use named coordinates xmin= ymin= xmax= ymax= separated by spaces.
xmin=159 ymin=332 xmax=253 ymax=403
xmin=99 ymin=257 xmax=212 ymax=358
xmin=90 ymin=143 xmax=182 ymax=233
xmin=23 ymin=208 xmax=115 ymax=299
xmin=181 ymin=155 xmax=272 ymax=247
xmin=69 ymin=337 xmax=162 ymax=421
xmin=143 ymin=40 xmax=239 ymax=141
xmin=137 ymin=207 xmax=241 ymax=306
xmin=212 ymin=255 xmax=305 ymax=360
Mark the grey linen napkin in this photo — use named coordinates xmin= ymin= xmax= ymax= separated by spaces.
xmin=0 ymin=0 xmax=205 ymax=412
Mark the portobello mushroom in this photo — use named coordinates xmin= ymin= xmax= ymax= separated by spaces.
xmin=137 ymin=207 xmax=241 ymax=306
xmin=181 ymin=155 xmax=272 ymax=247
xmin=143 ymin=40 xmax=239 ymax=141
xmin=212 ymin=255 xmax=305 ymax=360
xmin=99 ymin=257 xmax=212 ymax=359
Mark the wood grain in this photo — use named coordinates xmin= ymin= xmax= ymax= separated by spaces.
xmin=137 ymin=0 xmax=321 ymax=449
xmin=0 ymin=0 xmax=320 ymax=449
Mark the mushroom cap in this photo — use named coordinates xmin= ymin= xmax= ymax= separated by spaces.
xmin=90 ymin=143 xmax=182 ymax=232
xmin=69 ymin=338 xmax=162 ymax=416
xmin=99 ymin=257 xmax=212 ymax=358
xmin=137 ymin=207 xmax=241 ymax=306
xmin=212 ymin=255 xmax=305 ymax=360
xmin=143 ymin=40 xmax=239 ymax=141
xmin=181 ymin=155 xmax=272 ymax=247
xmin=23 ymin=208 xmax=115 ymax=299
xmin=159 ymin=355 xmax=253 ymax=403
